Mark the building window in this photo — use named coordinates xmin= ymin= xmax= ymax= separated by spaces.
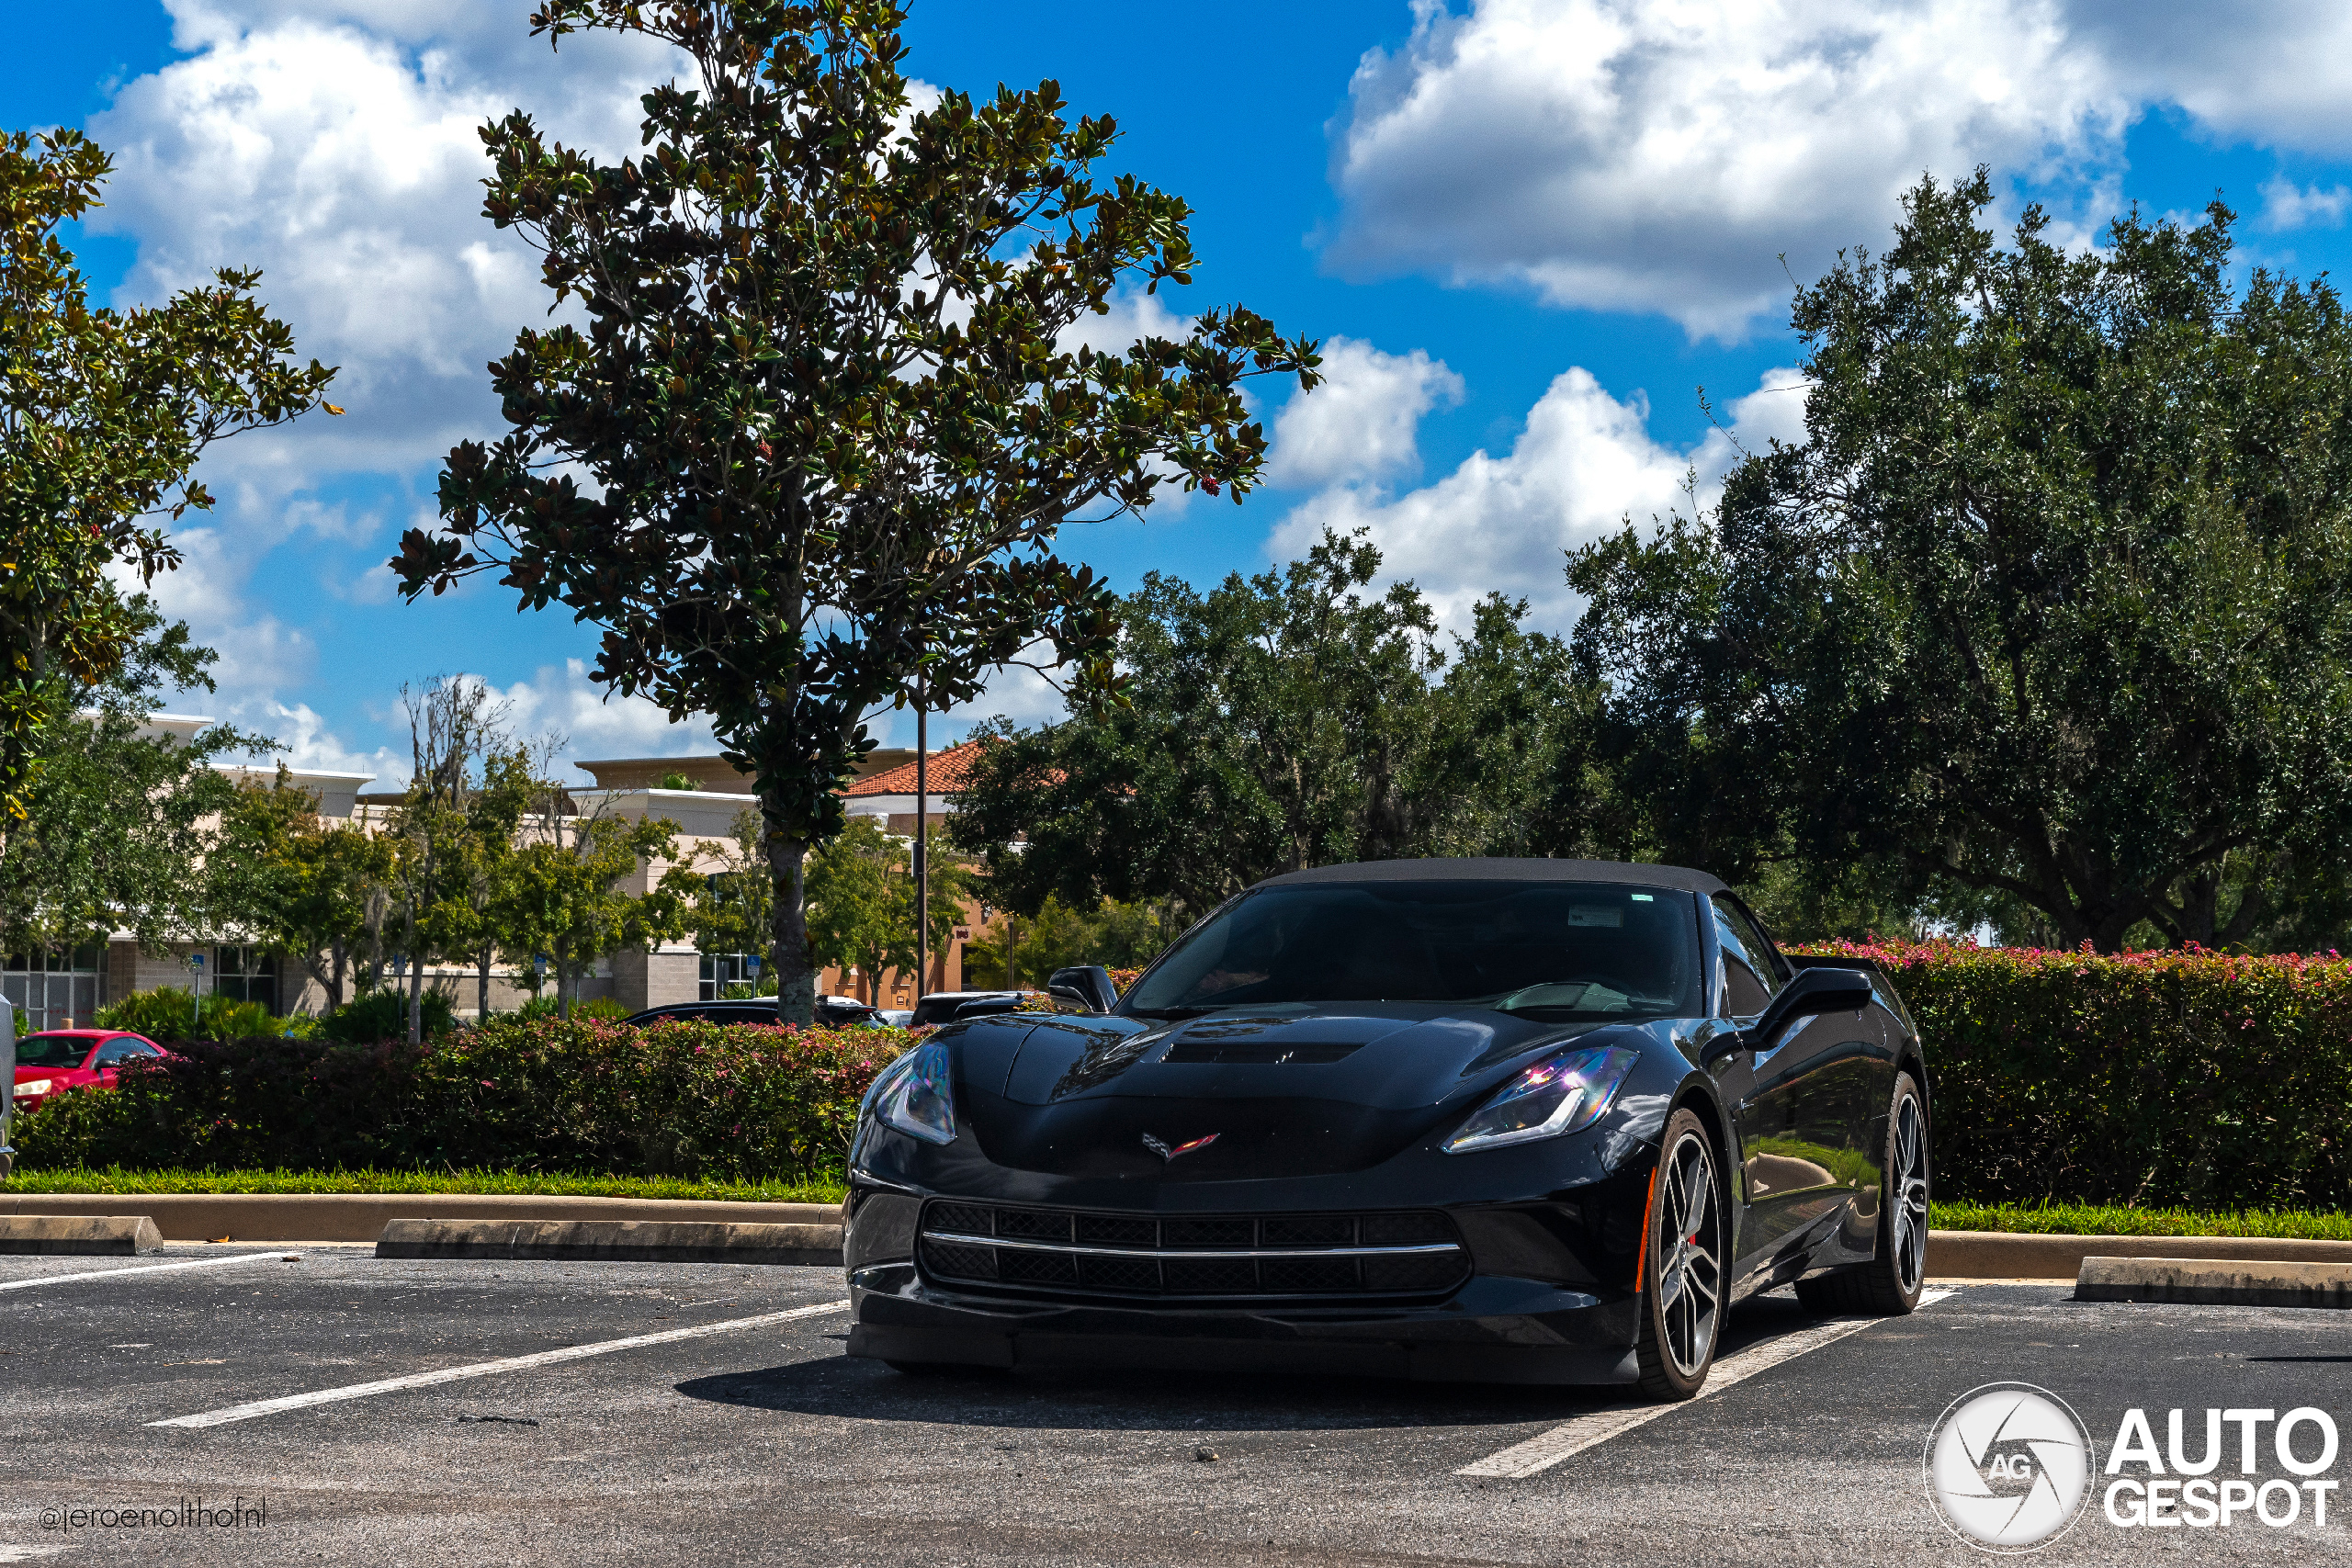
xmin=699 ymin=953 xmax=761 ymax=1000
xmin=212 ymin=945 xmax=278 ymax=1011
xmin=3 ymin=946 xmax=105 ymax=1032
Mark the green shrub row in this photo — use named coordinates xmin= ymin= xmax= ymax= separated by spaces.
xmin=1799 ymin=940 xmax=2352 ymax=1211
xmin=14 ymin=1016 xmax=910 ymax=1182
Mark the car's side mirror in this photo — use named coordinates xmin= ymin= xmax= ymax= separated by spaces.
xmin=1046 ymin=964 xmax=1118 ymax=1015
xmin=1745 ymin=965 xmax=1875 ymax=1055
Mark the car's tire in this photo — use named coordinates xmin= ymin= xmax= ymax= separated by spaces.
xmin=1794 ymin=1071 xmax=1929 ymax=1316
xmin=1634 ymin=1107 xmax=1728 ymax=1402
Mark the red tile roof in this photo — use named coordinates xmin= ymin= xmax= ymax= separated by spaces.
xmin=842 ymin=739 xmax=989 ymax=797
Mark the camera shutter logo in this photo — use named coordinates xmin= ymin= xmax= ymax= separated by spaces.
xmin=1924 ymin=1382 xmax=2097 ymax=1551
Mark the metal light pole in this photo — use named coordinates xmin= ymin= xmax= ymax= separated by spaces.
xmin=187 ymin=951 xmax=206 ymax=1032
xmin=914 ymin=669 xmax=928 ymax=1008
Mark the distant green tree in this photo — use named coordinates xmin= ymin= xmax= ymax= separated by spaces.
xmin=1570 ymin=172 xmax=2352 ymax=952
xmin=660 ymin=807 xmax=774 ymax=982
xmin=0 ymin=129 xmax=336 ymax=818
xmin=493 ymin=799 xmax=684 ymax=1021
xmin=0 ymin=596 xmax=260 ymax=961
xmin=391 ymin=0 xmax=1317 ymax=1022
xmin=950 ymin=530 xmax=1599 ymax=917
xmin=212 ymin=768 xmax=394 ymax=1010
xmin=803 ymin=818 xmax=967 ymax=1002
xmin=962 ymin=894 xmax=1170 ymax=988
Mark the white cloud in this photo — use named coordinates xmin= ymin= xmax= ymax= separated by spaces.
xmin=88 ymin=6 xmax=680 ymax=482
xmin=2064 ymin=2 xmax=2352 ymax=155
xmin=486 ymin=659 xmax=718 ymax=781
xmin=1268 ymin=337 xmax=1464 ymax=489
xmin=2259 ymin=175 xmax=2352 ymax=231
xmin=1329 ymin=0 xmax=2352 ymax=340
xmin=1270 ymin=366 xmax=1806 ymax=630
xmin=1329 ymin=0 xmax=2130 ymax=339
xmin=232 ymin=700 xmax=404 ymax=784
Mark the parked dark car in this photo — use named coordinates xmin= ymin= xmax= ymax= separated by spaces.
xmin=843 ymin=858 xmax=1928 ymax=1401
xmin=907 ymin=991 xmax=1035 ymax=1029
xmin=625 ymin=997 xmax=882 ymax=1029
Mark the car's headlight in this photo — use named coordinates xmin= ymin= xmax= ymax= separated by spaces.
xmin=1442 ymin=1044 xmax=1639 ymax=1154
xmin=866 ymin=1040 xmax=956 ymax=1146
xmin=15 ymin=1079 xmax=50 ymax=1097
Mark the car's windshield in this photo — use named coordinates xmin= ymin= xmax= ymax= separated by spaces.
xmin=1125 ymin=881 xmax=1703 ymax=1020
xmin=15 ymin=1032 xmax=93 ymax=1068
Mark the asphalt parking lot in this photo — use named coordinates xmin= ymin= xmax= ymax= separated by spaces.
xmin=2 ymin=1247 xmax=2348 ymax=1565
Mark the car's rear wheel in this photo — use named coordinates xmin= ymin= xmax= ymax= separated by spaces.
xmin=1634 ymin=1109 xmax=1725 ymax=1401
xmin=1795 ymin=1071 xmax=1928 ymax=1315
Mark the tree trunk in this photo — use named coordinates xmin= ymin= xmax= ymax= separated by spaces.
xmin=477 ymin=944 xmax=492 ymax=1021
xmin=408 ymin=953 xmax=424 ymax=1044
xmin=329 ymin=939 xmax=346 ymax=1010
xmin=558 ymin=953 xmax=573 ymax=1021
xmin=763 ymin=811 xmax=816 ymax=1026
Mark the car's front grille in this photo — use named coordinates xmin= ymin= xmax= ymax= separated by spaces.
xmin=915 ymin=1201 xmax=1469 ymax=1302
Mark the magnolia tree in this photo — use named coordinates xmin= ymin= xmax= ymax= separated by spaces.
xmin=392 ymin=0 xmax=1318 ymax=1021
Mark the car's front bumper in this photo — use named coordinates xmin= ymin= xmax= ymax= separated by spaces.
xmin=848 ymin=1261 xmax=1640 ymax=1383
xmin=842 ymin=1166 xmax=1654 ymax=1385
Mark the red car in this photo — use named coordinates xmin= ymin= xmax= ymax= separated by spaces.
xmin=11 ymin=1030 xmax=168 ymax=1111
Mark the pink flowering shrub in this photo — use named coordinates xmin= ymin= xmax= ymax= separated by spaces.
xmin=1792 ymin=939 xmax=2352 ymax=1209
xmin=15 ymin=1017 xmax=912 ymax=1180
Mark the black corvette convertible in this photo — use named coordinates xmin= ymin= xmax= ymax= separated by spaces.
xmin=842 ymin=858 xmax=1929 ymax=1400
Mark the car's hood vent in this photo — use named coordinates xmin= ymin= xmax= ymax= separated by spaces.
xmin=1159 ymin=1039 xmax=1365 ymax=1065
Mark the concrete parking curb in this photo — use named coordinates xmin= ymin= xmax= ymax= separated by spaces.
xmin=0 ymin=1214 xmax=164 ymax=1255
xmin=0 ymin=1193 xmax=842 ymax=1244
xmin=0 ymin=1196 xmax=2339 ymax=1277
xmin=2076 ymin=1255 xmax=2352 ymax=1308
xmin=1927 ymin=1229 xmax=2352 ymax=1280
xmin=376 ymin=1217 xmax=842 ymax=1265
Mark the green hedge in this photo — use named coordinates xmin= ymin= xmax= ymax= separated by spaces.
xmin=13 ymin=1016 xmax=910 ymax=1182
xmin=1798 ymin=940 xmax=2352 ymax=1210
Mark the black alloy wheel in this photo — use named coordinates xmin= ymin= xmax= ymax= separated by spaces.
xmin=1635 ymin=1108 xmax=1725 ymax=1401
xmin=1795 ymin=1071 xmax=1929 ymax=1315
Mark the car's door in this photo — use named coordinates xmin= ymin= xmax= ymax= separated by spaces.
xmin=88 ymin=1036 xmax=152 ymax=1088
xmin=1713 ymin=896 xmax=1874 ymax=1270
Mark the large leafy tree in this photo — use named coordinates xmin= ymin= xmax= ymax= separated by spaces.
xmin=392 ymin=0 xmax=1317 ymax=1021
xmin=1569 ymin=172 xmax=2352 ymax=952
xmin=1 ymin=130 xmax=336 ymax=817
xmin=950 ymin=530 xmax=1593 ymax=918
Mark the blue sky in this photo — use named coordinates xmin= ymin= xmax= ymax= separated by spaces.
xmin=16 ymin=1 xmax=2352 ymax=784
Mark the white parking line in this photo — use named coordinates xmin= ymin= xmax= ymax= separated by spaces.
xmin=1457 ymin=1287 xmax=1959 ymax=1479
xmin=0 ymin=1251 xmax=301 ymax=1293
xmin=149 ymin=1298 xmax=850 ymax=1429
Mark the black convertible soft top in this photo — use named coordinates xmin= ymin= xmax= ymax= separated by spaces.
xmin=1256 ymin=857 xmax=1729 ymax=897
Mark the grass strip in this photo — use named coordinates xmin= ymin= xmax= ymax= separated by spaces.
xmin=10 ymin=1178 xmax=2336 ymax=1238
xmin=1933 ymin=1201 xmax=2352 ymax=1240
xmin=0 ymin=1166 xmax=848 ymax=1205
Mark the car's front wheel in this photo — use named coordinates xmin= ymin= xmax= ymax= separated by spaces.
xmin=1796 ymin=1070 xmax=1928 ymax=1315
xmin=1634 ymin=1108 xmax=1726 ymax=1401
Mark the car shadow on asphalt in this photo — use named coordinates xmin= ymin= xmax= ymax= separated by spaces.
xmin=673 ymin=1288 xmax=1827 ymax=1433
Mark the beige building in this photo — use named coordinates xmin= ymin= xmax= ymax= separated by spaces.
xmin=1 ymin=726 xmax=994 ymax=1031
